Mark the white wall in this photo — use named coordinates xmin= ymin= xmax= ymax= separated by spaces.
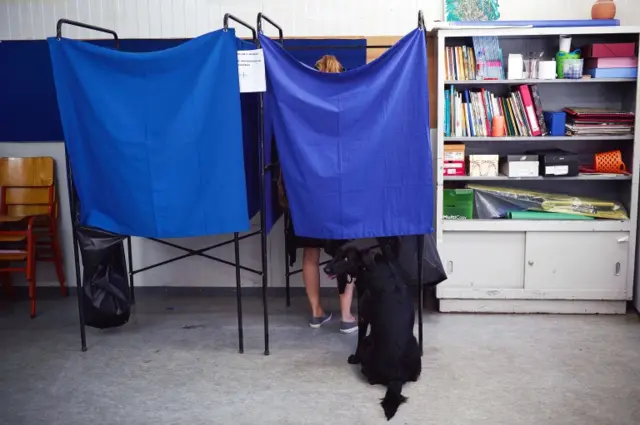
xmin=2 ymin=0 xmax=639 ymax=288
xmin=1 ymin=0 xmax=639 ymax=40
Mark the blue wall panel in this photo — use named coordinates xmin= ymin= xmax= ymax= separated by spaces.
xmin=0 ymin=37 xmax=366 ymax=142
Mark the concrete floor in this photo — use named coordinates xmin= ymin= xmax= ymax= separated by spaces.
xmin=1 ymin=294 xmax=639 ymax=425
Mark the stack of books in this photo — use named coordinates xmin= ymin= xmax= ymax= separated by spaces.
xmin=444 ymin=37 xmax=504 ymax=80
xmin=584 ymin=42 xmax=638 ymax=79
xmin=444 ymin=85 xmax=547 ymax=137
xmin=444 ymin=46 xmax=477 ymax=80
xmin=564 ymin=107 xmax=635 ymax=136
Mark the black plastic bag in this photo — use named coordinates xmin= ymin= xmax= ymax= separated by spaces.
xmin=395 ymin=234 xmax=447 ymax=287
xmin=324 ymin=234 xmax=447 ymax=288
xmin=75 ymin=222 xmax=131 ymax=329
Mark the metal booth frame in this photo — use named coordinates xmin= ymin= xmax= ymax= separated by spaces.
xmin=257 ymin=11 xmax=427 ymax=354
xmin=56 ymin=14 xmax=271 ymax=355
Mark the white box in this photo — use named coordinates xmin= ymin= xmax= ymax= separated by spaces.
xmin=501 ymin=155 xmax=539 ymax=178
xmin=469 ymin=155 xmax=499 ymax=177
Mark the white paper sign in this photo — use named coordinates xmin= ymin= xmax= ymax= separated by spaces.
xmin=237 ymin=49 xmax=266 ymax=93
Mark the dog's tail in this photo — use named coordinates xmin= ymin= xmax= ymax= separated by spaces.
xmin=381 ymin=380 xmax=407 ymax=420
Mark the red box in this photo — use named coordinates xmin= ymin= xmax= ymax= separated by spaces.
xmin=444 ymin=160 xmax=465 ymax=176
xmin=583 ymin=43 xmax=637 ymax=58
xmin=584 ymin=57 xmax=638 ymax=68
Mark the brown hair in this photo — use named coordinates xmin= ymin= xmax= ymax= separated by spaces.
xmin=315 ymin=55 xmax=344 ymax=73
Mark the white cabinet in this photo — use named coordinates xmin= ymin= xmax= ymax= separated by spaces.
xmin=439 ymin=232 xmax=525 ymax=290
xmin=438 ymin=231 xmax=631 ymax=312
xmin=524 ymin=232 xmax=629 ymax=299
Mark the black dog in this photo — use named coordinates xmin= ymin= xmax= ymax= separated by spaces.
xmin=324 ymin=241 xmax=421 ymax=420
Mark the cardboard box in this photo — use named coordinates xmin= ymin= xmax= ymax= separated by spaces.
xmin=469 ymin=155 xmax=499 ymax=177
xmin=584 ymin=57 xmax=638 ymax=68
xmin=537 ymin=150 xmax=579 ymax=177
xmin=444 ymin=160 xmax=465 ymax=176
xmin=501 ymin=155 xmax=539 ymax=178
xmin=583 ymin=42 xmax=637 ymax=58
xmin=444 ymin=144 xmax=465 ymax=162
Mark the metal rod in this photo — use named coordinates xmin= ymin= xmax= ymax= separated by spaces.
xmin=130 ymin=252 xmax=195 ymax=275
xmin=288 ymin=259 xmax=332 ymax=277
xmin=417 ymin=235 xmax=424 ymax=356
xmin=284 ymin=213 xmax=291 ymax=307
xmin=56 ymin=18 xmax=120 ymax=353
xmin=144 ymin=238 xmax=261 ymax=274
xmin=65 ymin=149 xmax=87 ymax=352
xmin=256 ymin=31 xmax=271 ymax=356
xmin=223 ymin=13 xmax=257 ymax=42
xmin=282 ymin=45 xmax=393 ymax=51
xmin=234 ymin=232 xmax=244 ymax=354
xmin=257 ymin=13 xmax=283 ymax=45
xmin=129 ymin=245 xmax=261 ymax=275
xmin=288 ymin=268 xmax=302 ymax=277
xmin=198 ymin=231 xmax=261 ymax=252
xmin=126 ymin=236 xmax=136 ymax=305
xmin=417 ymin=21 xmax=427 ymax=356
xmin=212 ymin=231 xmax=261 ymax=246
xmin=56 ymin=18 xmax=119 ymax=48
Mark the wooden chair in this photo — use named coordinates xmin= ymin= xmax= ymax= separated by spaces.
xmin=0 ymin=157 xmax=67 ymax=317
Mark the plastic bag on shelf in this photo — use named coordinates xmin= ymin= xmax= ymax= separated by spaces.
xmin=468 ymin=184 xmax=629 ymax=220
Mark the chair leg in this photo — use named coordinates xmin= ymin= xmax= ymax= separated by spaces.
xmin=27 ymin=229 xmax=37 ymax=318
xmin=29 ymin=278 xmax=37 ymax=319
xmin=51 ymin=232 xmax=67 ymax=297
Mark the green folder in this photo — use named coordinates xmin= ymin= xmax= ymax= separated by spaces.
xmin=506 ymin=211 xmax=594 ymax=220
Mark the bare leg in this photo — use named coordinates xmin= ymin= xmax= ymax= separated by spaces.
xmin=339 ymin=282 xmax=356 ymax=322
xmin=302 ymin=247 xmax=323 ymax=317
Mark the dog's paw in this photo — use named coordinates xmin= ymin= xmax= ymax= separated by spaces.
xmin=348 ymin=354 xmax=361 ymax=364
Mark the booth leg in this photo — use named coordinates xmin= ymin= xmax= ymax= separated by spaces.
xmin=233 ymin=232 xmax=244 ymax=354
xmin=65 ymin=150 xmax=87 ymax=352
xmin=417 ymin=235 xmax=424 ymax=356
xmin=126 ymin=236 xmax=136 ymax=305
xmin=261 ymin=227 xmax=270 ymax=355
xmin=284 ymin=215 xmax=291 ymax=308
xmin=285 ymin=273 xmax=291 ymax=307
xmin=73 ymin=238 xmax=87 ymax=353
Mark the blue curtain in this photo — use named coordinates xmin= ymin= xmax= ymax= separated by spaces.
xmin=261 ymin=29 xmax=433 ymax=239
xmin=261 ymin=38 xmax=368 ymax=234
xmin=49 ymin=29 xmax=249 ymax=238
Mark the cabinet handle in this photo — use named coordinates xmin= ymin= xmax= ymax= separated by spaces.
xmin=447 ymin=260 xmax=454 ymax=274
xmin=615 ymin=262 xmax=621 ymax=276
xmin=528 ymin=260 xmax=534 ymax=266
xmin=617 ymin=236 xmax=629 ymax=243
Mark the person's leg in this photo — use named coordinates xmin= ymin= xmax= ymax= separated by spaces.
xmin=303 ymin=247 xmax=331 ymax=327
xmin=339 ymin=282 xmax=357 ymax=333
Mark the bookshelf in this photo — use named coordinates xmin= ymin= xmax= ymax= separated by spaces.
xmin=446 ymin=78 xmax=637 ymax=84
xmin=444 ymin=174 xmax=632 ymax=181
xmin=445 ymin=135 xmax=634 ymax=141
xmin=435 ymin=26 xmax=640 ymax=314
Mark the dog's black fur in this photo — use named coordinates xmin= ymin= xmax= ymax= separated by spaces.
xmin=324 ymin=240 xmax=421 ymax=420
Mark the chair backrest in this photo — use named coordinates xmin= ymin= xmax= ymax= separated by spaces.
xmin=0 ymin=157 xmax=56 ymax=218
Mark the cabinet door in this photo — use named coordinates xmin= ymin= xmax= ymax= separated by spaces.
xmin=439 ymin=232 xmax=526 ymax=290
xmin=524 ymin=232 xmax=629 ymax=297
